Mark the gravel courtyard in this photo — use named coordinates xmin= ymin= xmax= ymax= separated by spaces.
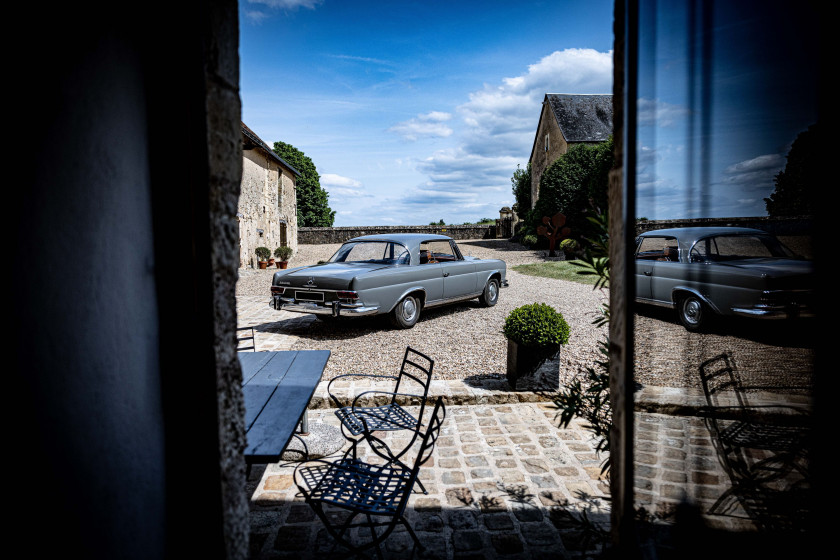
xmin=236 ymin=239 xmax=815 ymax=394
xmin=236 ymin=239 xmax=607 ymax=385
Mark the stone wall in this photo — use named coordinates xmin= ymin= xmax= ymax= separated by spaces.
xmin=530 ymin=101 xmax=570 ymax=209
xmin=299 ymin=224 xmax=496 ymax=244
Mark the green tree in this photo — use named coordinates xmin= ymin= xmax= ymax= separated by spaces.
xmin=273 ymin=141 xmax=335 ymax=227
xmin=510 ymin=162 xmax=531 ymax=215
xmin=530 ymin=137 xmax=613 ymax=242
xmin=764 ymin=124 xmax=817 ymax=216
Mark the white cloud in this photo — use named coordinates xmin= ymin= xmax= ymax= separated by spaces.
xmin=637 ymin=98 xmax=690 ymax=127
xmin=320 ymin=173 xmax=371 ymax=197
xmin=247 ymin=0 xmax=323 ymax=10
xmin=721 ymin=154 xmax=784 ymax=185
xmin=321 ymin=173 xmax=362 ymax=188
xmin=388 ymin=112 xmax=453 ymax=141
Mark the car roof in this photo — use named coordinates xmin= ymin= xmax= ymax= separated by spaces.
xmin=342 ymin=233 xmax=456 ymax=262
xmin=345 ymin=233 xmax=453 ymax=245
xmin=638 ymin=226 xmax=768 ymax=240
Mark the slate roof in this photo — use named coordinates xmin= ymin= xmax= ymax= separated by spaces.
xmin=545 ymin=94 xmax=613 ymax=142
xmin=241 ymin=122 xmax=300 ymax=176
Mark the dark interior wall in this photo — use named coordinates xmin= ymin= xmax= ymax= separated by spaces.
xmin=12 ymin=2 xmax=244 ymax=558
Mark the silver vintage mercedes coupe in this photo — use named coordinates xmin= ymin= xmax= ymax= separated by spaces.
xmin=270 ymin=234 xmax=508 ymax=328
xmin=635 ymin=226 xmax=814 ymax=331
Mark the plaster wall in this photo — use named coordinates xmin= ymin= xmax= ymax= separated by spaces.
xmin=238 ymin=149 xmax=297 ymax=267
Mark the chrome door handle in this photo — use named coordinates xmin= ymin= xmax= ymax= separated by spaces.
xmin=443 ymin=272 xmax=450 ymax=277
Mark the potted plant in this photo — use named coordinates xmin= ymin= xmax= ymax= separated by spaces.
xmin=274 ymin=245 xmax=293 ymax=269
xmin=255 ymin=246 xmax=271 ymax=269
xmin=503 ymin=303 xmax=570 ymax=389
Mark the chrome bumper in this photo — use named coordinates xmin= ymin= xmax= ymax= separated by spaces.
xmin=273 ymin=297 xmax=379 ymax=317
xmin=731 ymin=305 xmax=815 ymax=319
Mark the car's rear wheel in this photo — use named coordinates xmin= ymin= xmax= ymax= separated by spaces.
xmin=677 ymin=294 xmax=708 ymax=331
xmin=390 ymin=294 xmax=420 ymax=328
xmin=478 ymin=278 xmax=500 ymax=307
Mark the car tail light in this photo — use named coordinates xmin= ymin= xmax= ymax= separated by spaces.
xmin=270 ymin=286 xmax=285 ymax=295
xmin=337 ymin=290 xmax=359 ymax=300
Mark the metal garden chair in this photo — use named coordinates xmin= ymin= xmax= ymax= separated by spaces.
xmin=327 ymin=346 xmax=435 ymax=493
xmin=698 ymin=353 xmax=810 ymax=527
xmin=294 ymin=396 xmax=446 ymax=559
xmin=236 ymin=326 xmax=256 ymax=352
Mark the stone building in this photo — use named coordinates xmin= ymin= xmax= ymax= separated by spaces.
xmin=238 ymin=123 xmax=299 ymax=268
xmin=528 ymin=93 xmax=613 ymax=208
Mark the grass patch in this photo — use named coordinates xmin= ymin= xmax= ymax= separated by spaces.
xmin=512 ymin=260 xmax=602 ymax=286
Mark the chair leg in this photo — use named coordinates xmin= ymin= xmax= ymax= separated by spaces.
xmin=400 ymin=516 xmax=423 ymax=556
xmin=367 ymin=514 xmax=384 ymax=560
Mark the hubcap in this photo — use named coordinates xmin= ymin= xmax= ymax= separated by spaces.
xmin=683 ymin=299 xmax=702 ymax=325
xmin=402 ymin=298 xmax=417 ymax=321
xmin=488 ymin=282 xmax=498 ymax=301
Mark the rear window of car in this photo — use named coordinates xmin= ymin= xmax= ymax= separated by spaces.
xmin=329 ymin=241 xmax=410 ymax=264
xmin=690 ymin=234 xmax=797 ymax=262
xmin=636 ymin=236 xmax=679 ymax=261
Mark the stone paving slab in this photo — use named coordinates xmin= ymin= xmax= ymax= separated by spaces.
xmin=246 ymin=402 xmax=612 ymax=560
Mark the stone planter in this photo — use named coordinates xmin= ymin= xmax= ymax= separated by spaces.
xmin=506 ymin=339 xmax=560 ymax=390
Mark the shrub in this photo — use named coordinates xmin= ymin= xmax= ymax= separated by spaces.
xmin=559 ymin=238 xmax=580 ymax=256
xmin=503 ymin=303 xmax=570 ymax=347
xmin=521 ymin=234 xmax=538 ymax=248
xmin=255 ymin=246 xmax=271 ymax=261
xmin=274 ymin=246 xmax=293 ymax=261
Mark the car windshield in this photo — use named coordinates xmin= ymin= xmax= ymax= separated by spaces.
xmin=689 ymin=234 xmax=799 ymax=262
xmin=329 ymin=241 xmax=410 ymax=264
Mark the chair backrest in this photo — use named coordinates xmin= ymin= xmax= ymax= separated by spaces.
xmin=392 ymin=346 xmax=434 ymax=404
xmin=698 ymin=354 xmax=754 ymax=479
xmin=237 ymin=326 xmax=256 ymax=352
xmin=699 ymin=353 xmax=749 ymax=411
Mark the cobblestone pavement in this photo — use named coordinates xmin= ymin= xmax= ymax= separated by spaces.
xmin=246 ymin=403 xmax=612 ymax=560
xmin=236 ymin=296 xmax=809 ymax=559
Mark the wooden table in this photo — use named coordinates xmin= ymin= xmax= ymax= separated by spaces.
xmin=239 ymin=350 xmax=330 ymax=466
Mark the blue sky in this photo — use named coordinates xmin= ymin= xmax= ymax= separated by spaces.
xmin=239 ymin=0 xmax=820 ymax=227
xmin=239 ymin=0 xmax=614 ymax=226
xmin=636 ymin=0 xmax=819 ymax=220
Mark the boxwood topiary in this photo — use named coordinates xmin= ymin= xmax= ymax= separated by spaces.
xmin=503 ymin=303 xmax=570 ymax=348
xmin=521 ymin=234 xmax=538 ymax=248
xmin=559 ymin=238 xmax=580 ymax=256
xmin=255 ymin=246 xmax=271 ymax=261
xmin=274 ymin=245 xmax=293 ymax=261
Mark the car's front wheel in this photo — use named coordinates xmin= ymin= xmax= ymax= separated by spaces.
xmin=478 ymin=278 xmax=500 ymax=307
xmin=390 ymin=294 xmax=420 ymax=328
xmin=677 ymin=294 xmax=709 ymax=331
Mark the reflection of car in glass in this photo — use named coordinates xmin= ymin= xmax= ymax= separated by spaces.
xmin=271 ymin=234 xmax=508 ymax=328
xmin=635 ymin=227 xmax=814 ymax=331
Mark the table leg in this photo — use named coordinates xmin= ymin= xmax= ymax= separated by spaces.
xmin=300 ymin=410 xmax=309 ymax=435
